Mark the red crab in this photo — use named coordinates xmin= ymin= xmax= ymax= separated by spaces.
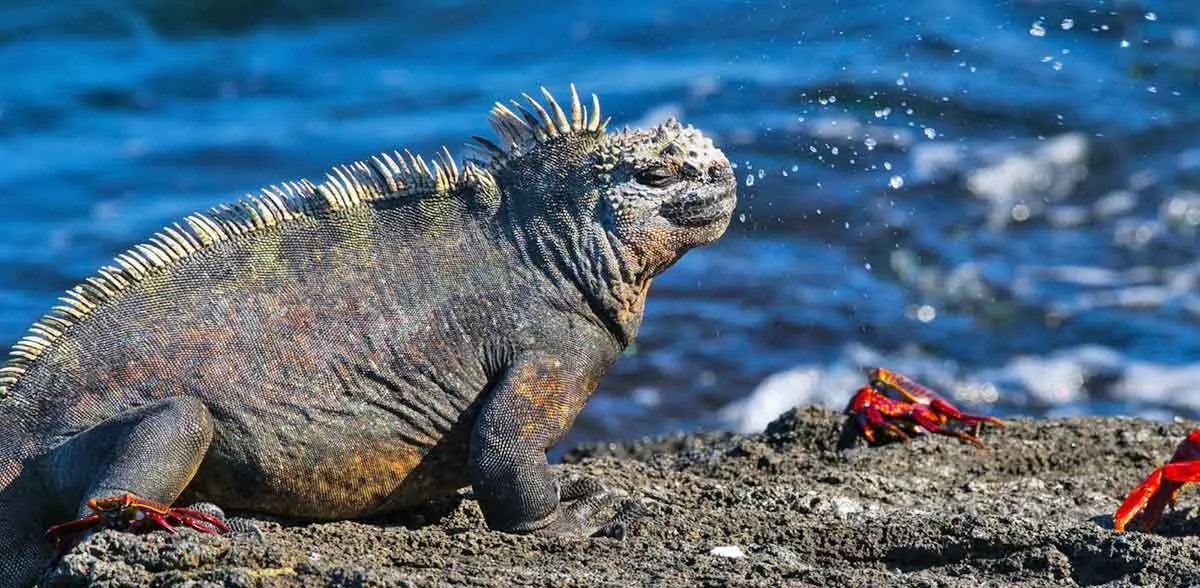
xmin=45 ymin=493 xmax=227 ymax=550
xmin=845 ymin=367 xmax=1006 ymax=448
xmin=1114 ymin=429 xmax=1200 ymax=532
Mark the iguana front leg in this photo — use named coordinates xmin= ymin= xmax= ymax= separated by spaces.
xmin=43 ymin=396 xmax=222 ymax=546
xmin=470 ymin=350 xmax=640 ymax=537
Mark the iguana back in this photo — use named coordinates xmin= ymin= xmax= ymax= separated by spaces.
xmin=0 ymin=86 xmax=736 ymax=587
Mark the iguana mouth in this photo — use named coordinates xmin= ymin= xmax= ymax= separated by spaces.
xmin=660 ymin=185 xmax=737 ymax=228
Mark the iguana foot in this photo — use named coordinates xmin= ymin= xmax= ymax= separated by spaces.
xmin=185 ymin=501 xmax=266 ymax=539
xmin=528 ymin=472 xmax=644 ymax=539
xmin=46 ymin=493 xmax=228 ymax=550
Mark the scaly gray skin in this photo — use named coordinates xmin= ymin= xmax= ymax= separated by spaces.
xmin=0 ymin=86 xmax=736 ymax=587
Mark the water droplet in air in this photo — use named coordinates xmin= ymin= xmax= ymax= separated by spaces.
xmin=917 ymin=305 xmax=936 ymax=322
xmin=1120 ymin=40 xmax=1130 ymax=48
xmin=924 ymin=128 xmax=937 ymax=140
xmin=1011 ymin=204 xmax=1031 ymax=221
xmin=889 ymin=175 xmax=904 ymax=189
xmin=883 ymin=162 xmax=893 ymax=171
xmin=1029 ymin=21 xmax=1046 ymax=37
xmin=874 ymin=108 xmax=892 ymax=118
xmin=864 ymin=262 xmax=872 ymax=271
xmin=744 ymin=174 xmax=754 ymax=187
xmin=1145 ymin=12 xmax=1157 ymax=21
xmin=1061 ymin=18 xmax=1074 ymax=30
xmin=738 ymin=213 xmax=746 ymax=223
xmin=864 ymin=137 xmax=878 ymax=150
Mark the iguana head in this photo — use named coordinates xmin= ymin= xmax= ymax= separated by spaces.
xmin=594 ymin=118 xmax=737 ymax=275
xmin=479 ymin=86 xmax=737 ymax=281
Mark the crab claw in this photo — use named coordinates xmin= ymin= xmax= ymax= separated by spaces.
xmin=850 ymin=390 xmax=912 ymax=444
xmin=1114 ymin=430 xmax=1200 ymax=532
xmin=46 ymin=493 xmax=229 ymax=551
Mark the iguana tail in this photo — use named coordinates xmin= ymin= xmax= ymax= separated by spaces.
xmin=0 ymin=404 xmax=55 ymax=588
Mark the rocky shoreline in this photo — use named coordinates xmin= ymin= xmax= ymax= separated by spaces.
xmin=44 ymin=407 xmax=1200 ymax=587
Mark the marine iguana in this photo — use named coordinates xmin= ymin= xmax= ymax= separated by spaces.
xmin=0 ymin=85 xmax=737 ymax=586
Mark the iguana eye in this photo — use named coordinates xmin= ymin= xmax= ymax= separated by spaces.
xmin=634 ymin=166 xmax=678 ymax=188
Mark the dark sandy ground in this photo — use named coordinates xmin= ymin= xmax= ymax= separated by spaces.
xmin=42 ymin=407 xmax=1200 ymax=587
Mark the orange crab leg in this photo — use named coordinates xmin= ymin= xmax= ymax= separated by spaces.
xmin=1114 ymin=461 xmax=1200 ymax=531
xmin=908 ymin=405 xmax=988 ymax=448
xmin=1115 ymin=467 xmax=1169 ymax=532
xmin=1114 ymin=430 xmax=1200 ymax=532
xmin=927 ymin=398 xmax=1007 ymax=429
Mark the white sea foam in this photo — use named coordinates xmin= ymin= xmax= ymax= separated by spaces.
xmin=722 ymin=344 xmax=1199 ymax=433
xmin=719 ymin=367 xmax=861 ymax=433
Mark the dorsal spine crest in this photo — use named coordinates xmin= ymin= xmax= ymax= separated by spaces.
xmin=0 ymin=85 xmax=606 ymax=397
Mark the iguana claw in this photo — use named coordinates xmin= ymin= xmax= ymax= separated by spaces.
xmin=46 ymin=493 xmax=229 ymax=550
xmin=518 ymin=472 xmax=643 ymax=539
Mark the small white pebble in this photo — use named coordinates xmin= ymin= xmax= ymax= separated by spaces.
xmin=709 ymin=545 xmax=746 ymax=558
xmin=831 ymin=496 xmax=863 ymax=517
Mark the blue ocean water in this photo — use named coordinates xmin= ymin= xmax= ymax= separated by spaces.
xmin=0 ymin=1 xmax=1197 ymax=446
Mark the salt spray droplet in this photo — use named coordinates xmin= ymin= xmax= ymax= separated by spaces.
xmin=924 ymin=128 xmax=937 ymax=140
xmin=889 ymin=175 xmax=904 ymax=189
xmin=745 ymin=174 xmax=754 ymax=187
xmin=1029 ymin=21 xmax=1046 ymax=37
